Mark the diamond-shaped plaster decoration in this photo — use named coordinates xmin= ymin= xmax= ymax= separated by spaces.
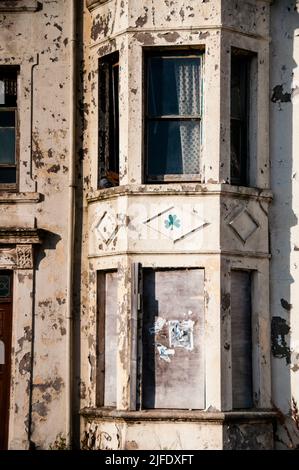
xmin=229 ymin=208 xmax=259 ymax=244
xmin=143 ymin=206 xmax=209 ymax=244
xmin=95 ymin=211 xmax=118 ymax=244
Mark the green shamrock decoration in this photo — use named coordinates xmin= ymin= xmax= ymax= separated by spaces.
xmin=164 ymin=214 xmax=181 ymax=230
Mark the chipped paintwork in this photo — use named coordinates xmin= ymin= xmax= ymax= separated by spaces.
xmin=271 ymin=317 xmax=291 ymax=365
xmin=0 ymin=0 xmax=298 ymax=452
xmin=0 ymin=0 xmax=78 ymax=451
xmin=80 ymin=0 xmax=275 ymax=451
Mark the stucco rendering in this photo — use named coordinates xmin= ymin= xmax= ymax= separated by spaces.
xmin=0 ymin=0 xmax=298 ymax=450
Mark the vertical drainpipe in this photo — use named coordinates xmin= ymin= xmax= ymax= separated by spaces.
xmin=66 ymin=0 xmax=76 ymax=448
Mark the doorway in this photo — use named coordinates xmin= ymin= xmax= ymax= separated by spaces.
xmin=0 ymin=271 xmax=13 ymax=450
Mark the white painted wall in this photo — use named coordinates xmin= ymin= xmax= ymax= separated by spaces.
xmin=270 ymin=0 xmax=299 ymax=449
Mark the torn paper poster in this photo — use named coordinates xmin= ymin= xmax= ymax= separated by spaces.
xmin=156 ymin=343 xmax=175 ymax=363
xmin=169 ymin=320 xmax=194 ymax=351
xmin=149 ymin=317 xmax=166 ymax=335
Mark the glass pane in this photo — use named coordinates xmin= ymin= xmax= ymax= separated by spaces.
xmin=148 ymin=120 xmax=201 ymax=176
xmin=98 ymin=53 xmax=119 ymax=187
xmin=231 ymin=119 xmax=242 ymax=183
xmin=148 ymin=56 xmax=201 ymax=116
xmin=0 ymin=128 xmax=16 ymax=164
xmin=0 ymin=275 xmax=10 ymax=298
xmin=110 ymin=63 xmax=119 ymax=174
xmin=0 ymin=167 xmax=16 ymax=184
xmin=231 ymin=57 xmax=247 ymax=120
xmin=0 ymin=110 xmax=15 ymax=127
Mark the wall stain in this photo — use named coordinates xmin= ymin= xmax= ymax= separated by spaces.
xmin=271 ymin=316 xmax=291 ymax=364
xmin=271 ymin=84 xmax=291 ymax=103
xmin=281 ymin=298 xmax=292 ymax=311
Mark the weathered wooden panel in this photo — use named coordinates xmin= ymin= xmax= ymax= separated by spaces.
xmin=142 ymin=268 xmax=205 ymax=409
xmin=231 ymin=270 xmax=253 ymax=409
xmin=96 ymin=271 xmax=118 ymax=408
xmin=131 ymin=263 xmax=142 ymax=409
xmin=104 ymin=272 xmax=118 ymax=407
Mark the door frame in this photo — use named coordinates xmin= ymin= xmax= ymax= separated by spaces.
xmin=0 ymin=270 xmax=13 ymax=450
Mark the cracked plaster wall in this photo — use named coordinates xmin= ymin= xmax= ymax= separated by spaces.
xmin=0 ymin=0 xmax=76 ymax=449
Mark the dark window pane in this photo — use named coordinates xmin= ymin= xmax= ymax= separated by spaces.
xmin=110 ymin=63 xmax=119 ymax=174
xmin=98 ymin=53 xmax=119 ymax=187
xmin=146 ymin=53 xmax=203 ymax=182
xmin=230 ymin=53 xmax=249 ymax=186
xmin=0 ymin=110 xmax=15 ymax=127
xmin=148 ymin=120 xmax=201 ymax=176
xmin=231 ymin=119 xmax=242 ymax=183
xmin=0 ymin=167 xmax=16 ymax=184
xmin=0 ymin=275 xmax=11 ymax=298
xmin=0 ymin=128 xmax=16 ymax=164
xmin=148 ymin=57 xmax=201 ymax=117
xmin=231 ymin=60 xmax=247 ymax=119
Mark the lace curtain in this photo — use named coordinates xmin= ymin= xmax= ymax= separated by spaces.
xmin=174 ymin=59 xmax=201 ymax=174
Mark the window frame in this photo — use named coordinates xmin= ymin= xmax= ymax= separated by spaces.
xmin=144 ymin=48 xmax=204 ymax=184
xmin=98 ymin=51 xmax=119 ymax=188
xmin=230 ymin=48 xmax=254 ymax=187
xmin=0 ymin=66 xmax=19 ymax=192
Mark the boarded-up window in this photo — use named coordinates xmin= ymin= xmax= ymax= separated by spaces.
xmin=141 ymin=268 xmax=205 ymax=409
xmin=96 ymin=271 xmax=118 ymax=407
xmin=231 ymin=270 xmax=253 ymax=409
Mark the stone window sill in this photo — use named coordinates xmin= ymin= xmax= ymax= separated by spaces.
xmin=0 ymin=192 xmax=42 ymax=204
xmin=0 ymin=1 xmax=40 ymax=12
xmin=81 ymin=407 xmax=278 ymax=424
xmin=87 ymin=184 xmax=273 ymax=204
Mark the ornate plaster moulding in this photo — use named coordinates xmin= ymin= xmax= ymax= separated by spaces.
xmin=0 ymin=228 xmax=45 ymax=245
xmin=0 ymin=1 xmax=41 ymax=12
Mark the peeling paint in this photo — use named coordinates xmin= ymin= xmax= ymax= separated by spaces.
xmin=271 ymin=317 xmax=291 ymax=364
xmin=156 ymin=343 xmax=175 ymax=363
xmin=271 ymin=84 xmax=292 ymax=103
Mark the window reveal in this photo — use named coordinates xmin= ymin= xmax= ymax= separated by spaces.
xmin=98 ymin=52 xmax=119 ymax=188
xmin=145 ymin=51 xmax=203 ymax=182
xmin=0 ymin=67 xmax=19 ymax=189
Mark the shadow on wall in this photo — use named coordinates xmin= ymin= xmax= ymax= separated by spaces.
xmin=269 ymin=0 xmax=299 ymax=449
xmin=72 ymin=0 xmax=85 ymax=449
